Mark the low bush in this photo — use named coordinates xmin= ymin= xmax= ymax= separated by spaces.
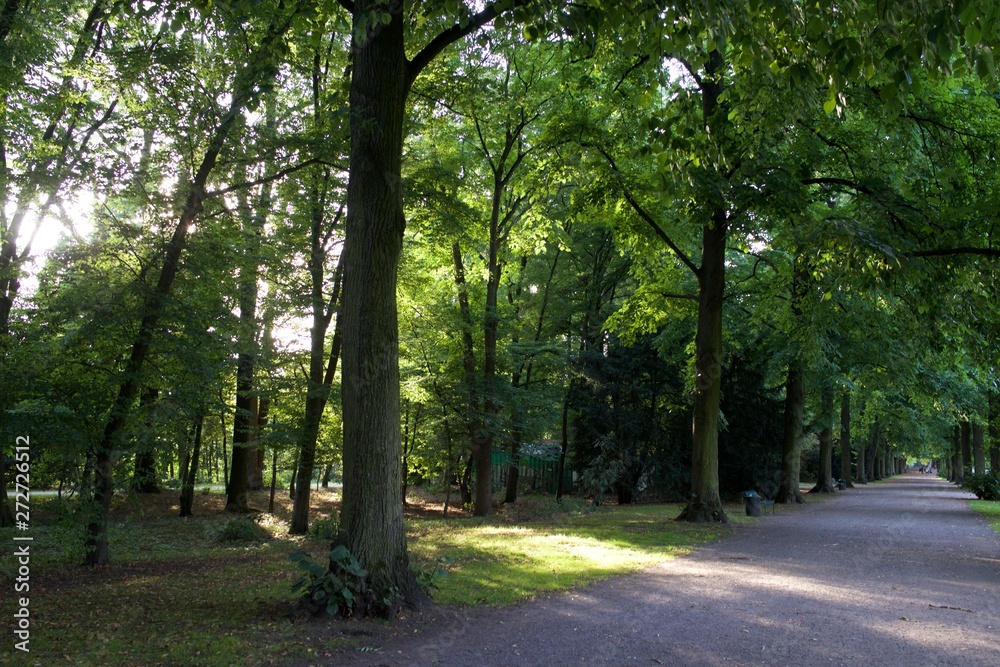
xmin=962 ymin=472 xmax=1000 ymax=501
xmin=217 ymin=515 xmax=271 ymax=543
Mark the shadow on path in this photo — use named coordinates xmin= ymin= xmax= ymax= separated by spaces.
xmin=324 ymin=474 xmax=1000 ymax=667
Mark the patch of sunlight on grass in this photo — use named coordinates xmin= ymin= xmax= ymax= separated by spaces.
xmin=969 ymin=500 xmax=1000 ymax=535
xmin=407 ymin=503 xmax=729 ymax=606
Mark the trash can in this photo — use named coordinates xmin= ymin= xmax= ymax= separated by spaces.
xmin=837 ymin=478 xmax=846 ymax=490
xmin=743 ymin=490 xmax=762 ymax=517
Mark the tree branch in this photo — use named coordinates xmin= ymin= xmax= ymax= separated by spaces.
xmin=405 ymin=0 xmax=531 ymax=94
xmin=908 ymin=247 xmax=1000 ymax=259
xmin=584 ymin=142 xmax=700 ymax=276
xmin=204 ymin=158 xmax=335 ymax=197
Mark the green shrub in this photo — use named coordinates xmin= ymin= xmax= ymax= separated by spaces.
xmin=309 ymin=515 xmax=339 ymax=541
xmin=290 ymin=545 xmax=399 ymax=618
xmin=962 ymin=472 xmax=1000 ymax=501
xmin=413 ymin=555 xmax=452 ymax=595
xmin=216 ymin=516 xmax=271 ymax=543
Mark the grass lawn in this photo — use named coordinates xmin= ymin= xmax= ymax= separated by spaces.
xmin=968 ymin=499 xmax=1000 ymax=535
xmin=1 ymin=489 xmax=761 ymax=666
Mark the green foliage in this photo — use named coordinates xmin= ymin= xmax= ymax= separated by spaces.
xmin=289 ymin=545 xmax=388 ymax=618
xmin=412 ymin=555 xmax=453 ymax=595
xmin=308 ymin=514 xmax=339 ymax=541
xmin=963 ymin=472 xmax=1000 ymax=501
xmin=216 ymin=516 xmax=272 ymax=543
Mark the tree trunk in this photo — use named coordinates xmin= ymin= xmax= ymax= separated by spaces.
xmin=0 ymin=448 xmax=13 ymax=527
xmin=85 ymin=95 xmax=243 ymax=563
xmin=459 ymin=454 xmax=473 ymax=506
xmin=955 ymin=423 xmax=966 ymax=485
xmin=856 ymin=429 xmax=867 ymax=484
xmin=289 ymin=305 xmax=342 ymax=532
xmin=226 ymin=345 xmax=258 ymax=513
xmin=268 ymin=446 xmax=278 ymax=514
xmin=249 ymin=396 xmax=271 ymax=490
xmin=865 ymin=423 xmax=879 ymax=482
xmin=289 ymin=53 xmax=346 ymax=531
xmin=990 ymin=393 xmax=999 ymax=472
xmin=676 ymin=48 xmax=729 ymax=524
xmin=811 ymin=384 xmax=836 ymax=493
xmin=776 ymin=363 xmax=806 ymax=503
xmin=132 ymin=387 xmax=161 ymax=493
xmin=179 ymin=414 xmax=204 ymax=517
xmin=972 ymin=421 xmax=985 ymax=475
xmin=335 ymin=0 xmax=424 ymax=612
xmin=556 ymin=395 xmax=571 ymax=501
xmin=839 ymin=392 xmax=854 ymax=487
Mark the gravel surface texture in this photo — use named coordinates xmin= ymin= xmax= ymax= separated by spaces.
xmin=319 ymin=474 xmax=1000 ymax=667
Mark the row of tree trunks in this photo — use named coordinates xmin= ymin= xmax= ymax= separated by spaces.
xmin=84 ymin=10 xmax=292 ymax=563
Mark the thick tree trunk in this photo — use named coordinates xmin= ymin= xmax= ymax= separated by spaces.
xmin=961 ymin=421 xmax=972 ymax=478
xmin=179 ymin=414 xmax=204 ymax=517
xmin=677 ymin=209 xmax=728 ymax=521
xmin=839 ymin=392 xmax=854 ymax=487
xmin=811 ymin=384 xmax=836 ymax=493
xmin=335 ymin=0 xmax=424 ymax=612
xmin=226 ymin=347 xmax=258 ymax=513
xmin=676 ymin=49 xmax=728 ymax=524
xmin=776 ymin=363 xmax=806 ymax=503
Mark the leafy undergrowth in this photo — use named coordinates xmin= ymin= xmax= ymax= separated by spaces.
xmin=969 ymin=499 xmax=1000 ymax=535
xmin=0 ymin=490 xmax=759 ymax=666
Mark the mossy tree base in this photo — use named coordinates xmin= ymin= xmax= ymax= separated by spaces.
xmin=676 ymin=499 xmax=730 ymax=523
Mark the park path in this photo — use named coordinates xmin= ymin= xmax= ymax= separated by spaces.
xmin=325 ymin=475 xmax=1000 ymax=667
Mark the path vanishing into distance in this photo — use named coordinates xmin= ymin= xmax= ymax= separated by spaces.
xmin=320 ymin=474 xmax=1000 ymax=667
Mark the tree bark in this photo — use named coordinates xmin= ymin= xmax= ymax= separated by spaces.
xmin=856 ymin=427 xmax=867 ymax=484
xmin=677 ymin=212 xmax=728 ymax=520
xmin=226 ymin=342 xmax=258 ymax=513
xmin=776 ymin=363 xmax=806 ymax=503
xmin=336 ymin=0 xmax=423 ymax=611
xmin=82 ymin=9 xmax=293 ymax=562
xmin=865 ymin=422 xmax=879 ymax=482
xmin=990 ymin=393 xmax=999 ymax=472
xmin=132 ymin=387 xmax=161 ymax=493
xmin=811 ymin=384 xmax=836 ymax=493
xmin=839 ymin=391 xmax=854 ymax=487
xmin=955 ymin=423 xmax=967 ymax=485
xmin=556 ymin=395 xmax=571 ymax=501
xmin=179 ymin=414 xmax=204 ymax=517
xmin=972 ymin=421 xmax=985 ymax=475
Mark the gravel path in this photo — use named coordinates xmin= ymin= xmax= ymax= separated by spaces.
xmin=325 ymin=474 xmax=1000 ymax=667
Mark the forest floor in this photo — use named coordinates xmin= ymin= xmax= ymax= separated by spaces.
xmin=314 ymin=474 xmax=1000 ymax=667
